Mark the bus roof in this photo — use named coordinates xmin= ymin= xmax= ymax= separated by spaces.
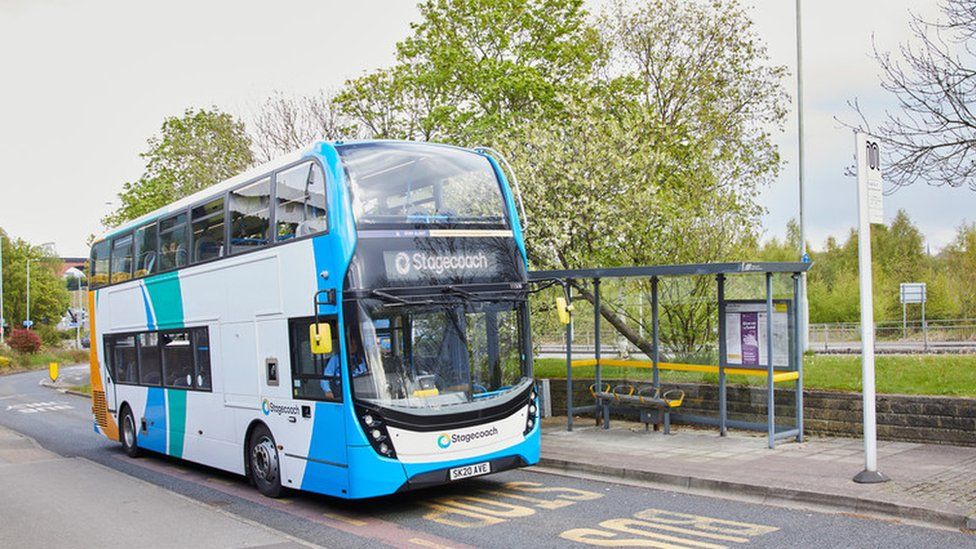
xmin=94 ymin=143 xmax=316 ymax=244
xmin=92 ymin=139 xmax=493 ymax=246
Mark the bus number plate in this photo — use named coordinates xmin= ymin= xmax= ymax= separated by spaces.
xmin=449 ymin=461 xmax=491 ymax=481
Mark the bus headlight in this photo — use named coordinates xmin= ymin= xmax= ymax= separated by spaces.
xmin=524 ymin=386 xmax=539 ymax=436
xmin=356 ymin=406 xmax=397 ymax=459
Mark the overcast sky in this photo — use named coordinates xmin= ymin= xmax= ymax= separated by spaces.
xmin=1 ymin=0 xmax=973 ymax=257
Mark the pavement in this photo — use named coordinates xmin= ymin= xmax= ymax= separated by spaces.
xmin=0 ymin=424 xmax=309 ymax=549
xmin=540 ymin=416 xmax=976 ymax=531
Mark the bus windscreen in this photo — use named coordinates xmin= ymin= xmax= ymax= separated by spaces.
xmin=338 ymin=142 xmax=509 ymax=229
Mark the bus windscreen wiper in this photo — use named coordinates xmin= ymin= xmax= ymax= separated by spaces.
xmin=370 ymin=289 xmax=411 ymax=304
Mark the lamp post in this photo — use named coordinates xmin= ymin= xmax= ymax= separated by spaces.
xmin=796 ymin=0 xmax=809 ymax=351
xmin=26 ymin=258 xmax=34 ymax=329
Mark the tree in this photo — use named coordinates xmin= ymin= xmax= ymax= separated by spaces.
xmin=335 ymin=0 xmax=602 ymax=146
xmin=502 ymin=0 xmax=788 ymax=354
xmin=330 ymin=0 xmax=787 ymax=355
xmin=104 ymin=108 xmax=254 ymax=227
xmin=250 ymin=90 xmax=363 ymax=163
xmin=0 ymin=230 xmax=70 ymax=336
xmin=944 ymin=222 xmax=976 ymax=317
xmin=851 ymin=0 xmax=976 ymax=190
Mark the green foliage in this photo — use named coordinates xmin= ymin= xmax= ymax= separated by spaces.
xmin=752 ymin=211 xmax=973 ymax=323
xmin=334 ymin=0 xmax=788 ymax=354
xmin=7 ymin=329 xmax=42 ymax=354
xmin=336 ymin=0 xmax=602 ymax=145
xmin=104 ymin=107 xmax=254 ymax=227
xmin=0 ymin=230 xmax=70 ymax=333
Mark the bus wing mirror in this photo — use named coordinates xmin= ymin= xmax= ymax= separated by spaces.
xmin=556 ymin=297 xmax=572 ymax=325
xmin=309 ymin=323 xmax=333 ymax=355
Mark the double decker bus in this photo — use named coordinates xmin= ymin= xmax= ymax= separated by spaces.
xmin=87 ymin=140 xmax=539 ymax=498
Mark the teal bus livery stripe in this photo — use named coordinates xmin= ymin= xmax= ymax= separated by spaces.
xmin=166 ymin=389 xmax=187 ymax=459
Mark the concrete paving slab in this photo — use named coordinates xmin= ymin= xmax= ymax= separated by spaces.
xmin=540 ymin=418 xmax=976 ymax=530
xmin=0 ymin=425 xmax=308 ymax=549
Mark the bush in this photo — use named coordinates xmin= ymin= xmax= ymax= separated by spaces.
xmin=35 ymin=325 xmax=62 ymax=347
xmin=8 ymin=329 xmax=42 ymax=354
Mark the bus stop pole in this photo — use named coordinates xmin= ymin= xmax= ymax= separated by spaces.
xmin=717 ymin=274 xmax=727 ymax=436
xmin=566 ymin=281 xmax=573 ymax=432
xmin=766 ymin=272 xmax=775 ymax=449
xmin=651 ymin=277 xmax=659 ymax=388
xmin=593 ymin=278 xmax=602 ymax=427
xmin=794 ymin=273 xmax=805 ymax=442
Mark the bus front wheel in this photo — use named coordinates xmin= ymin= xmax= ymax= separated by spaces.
xmin=120 ymin=406 xmax=142 ymax=458
xmin=248 ymin=424 xmax=283 ymax=498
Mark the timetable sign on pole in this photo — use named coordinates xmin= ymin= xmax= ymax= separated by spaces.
xmin=857 ymin=133 xmax=884 ymax=225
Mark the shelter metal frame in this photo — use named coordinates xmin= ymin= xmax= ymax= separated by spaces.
xmin=529 ymin=262 xmax=812 ymax=449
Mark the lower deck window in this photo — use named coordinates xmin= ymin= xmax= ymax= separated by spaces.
xmin=105 ymin=327 xmax=212 ymax=392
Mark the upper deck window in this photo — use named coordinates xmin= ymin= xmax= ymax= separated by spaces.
xmin=275 ymin=161 xmax=327 ymax=241
xmin=338 ymin=142 xmax=508 ymax=229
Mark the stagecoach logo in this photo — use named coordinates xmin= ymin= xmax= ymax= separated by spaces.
xmin=261 ymin=399 xmax=299 ymax=417
xmin=436 ymin=427 xmax=499 ymax=450
xmin=390 ymin=251 xmax=492 ymax=278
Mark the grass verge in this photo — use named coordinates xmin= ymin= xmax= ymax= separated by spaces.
xmin=0 ymin=347 xmax=89 ymax=374
xmin=68 ymin=383 xmax=92 ymax=395
xmin=533 ymin=354 xmax=976 ymax=398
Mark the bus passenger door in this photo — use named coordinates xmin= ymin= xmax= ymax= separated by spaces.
xmin=286 ymin=316 xmax=348 ymax=496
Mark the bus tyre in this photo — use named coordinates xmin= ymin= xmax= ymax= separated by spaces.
xmin=248 ymin=425 xmax=283 ymax=498
xmin=120 ymin=406 xmax=142 ymax=458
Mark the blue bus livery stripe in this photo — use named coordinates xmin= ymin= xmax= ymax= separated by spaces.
xmin=141 ymin=387 xmax=168 ymax=453
xmin=139 ymin=284 xmax=157 ymax=331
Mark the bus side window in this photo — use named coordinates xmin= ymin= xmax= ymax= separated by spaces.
xmin=159 ymin=213 xmax=189 ymax=271
xmin=108 ymin=334 xmax=138 ymax=384
xmin=289 ymin=317 xmax=340 ymax=402
xmin=133 ymin=223 xmax=158 ymax=278
xmin=138 ymin=332 xmax=162 ymax=386
xmin=191 ymin=198 xmax=225 ymax=263
xmin=193 ymin=328 xmax=212 ymax=390
xmin=161 ymin=331 xmax=193 ymax=388
xmin=110 ymin=234 xmax=133 ymax=284
xmin=275 ymin=161 xmax=327 ymax=241
xmin=229 ymin=177 xmax=271 ymax=254
xmin=90 ymin=240 xmax=110 ymax=288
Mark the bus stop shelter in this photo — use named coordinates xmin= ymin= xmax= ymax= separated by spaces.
xmin=529 ymin=262 xmax=812 ymax=449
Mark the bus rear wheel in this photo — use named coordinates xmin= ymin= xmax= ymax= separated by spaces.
xmin=120 ymin=406 xmax=141 ymax=458
xmin=248 ymin=425 xmax=283 ymax=498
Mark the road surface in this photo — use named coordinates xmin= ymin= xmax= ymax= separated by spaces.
xmin=1 ymin=366 xmax=972 ymax=548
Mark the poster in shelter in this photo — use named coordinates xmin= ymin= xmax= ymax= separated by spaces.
xmin=724 ymin=301 xmax=790 ymax=367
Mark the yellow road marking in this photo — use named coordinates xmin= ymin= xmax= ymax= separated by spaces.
xmin=408 ymin=538 xmax=455 ymax=549
xmin=560 ymin=528 xmax=699 ymax=548
xmin=634 ymin=509 xmax=779 ymax=538
xmin=478 ymin=489 xmax=576 ymax=510
xmin=322 ymin=512 xmax=367 ymax=526
xmin=422 ymin=502 xmax=506 ymax=528
xmin=600 ymin=518 xmax=730 ymax=547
